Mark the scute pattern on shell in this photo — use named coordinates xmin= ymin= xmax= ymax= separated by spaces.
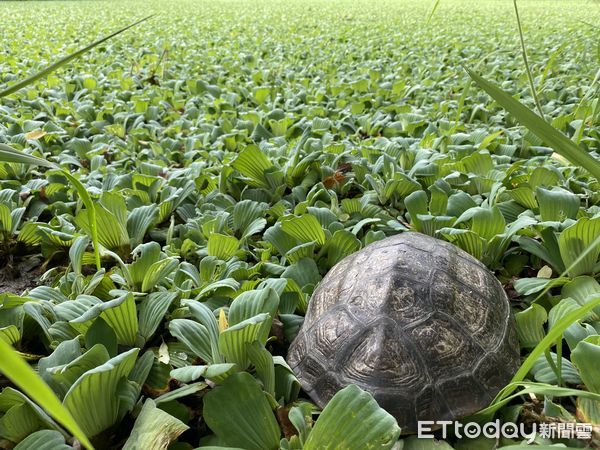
xmin=287 ymin=232 xmax=520 ymax=433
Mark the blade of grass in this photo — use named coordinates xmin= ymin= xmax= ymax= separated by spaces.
xmin=0 ymin=339 xmax=95 ymax=449
xmin=465 ymin=67 xmax=600 ymax=181
xmin=0 ymin=15 xmax=154 ymax=98
xmin=579 ymin=20 xmax=600 ymax=30
xmin=513 ymin=0 xmax=545 ymax=119
xmin=453 ymin=48 xmax=503 ymax=130
xmin=0 ymin=143 xmax=55 ymax=168
xmin=483 ymin=232 xmax=600 ymax=412
xmin=61 ymin=171 xmax=101 ymax=270
xmin=573 ymin=67 xmax=600 ymax=145
xmin=487 ymin=297 xmax=600 ymax=411
xmin=425 ymin=0 xmax=441 ymax=25
xmin=476 ymin=381 xmax=600 ymax=418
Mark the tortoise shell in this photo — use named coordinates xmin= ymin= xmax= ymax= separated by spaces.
xmin=287 ymin=232 xmax=520 ymax=433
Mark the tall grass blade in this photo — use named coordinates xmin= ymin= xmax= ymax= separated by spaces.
xmin=0 ymin=339 xmax=95 ymax=449
xmin=0 ymin=15 xmax=154 ymax=98
xmin=482 ymin=235 xmax=600 ymax=411
xmin=488 ymin=296 xmax=600 ymax=409
xmin=513 ymin=0 xmax=545 ymax=119
xmin=477 ymin=381 xmax=600 ymax=418
xmin=0 ymin=144 xmax=55 ymax=168
xmin=465 ymin=67 xmax=600 ymax=181
xmin=426 ymin=0 xmax=441 ymax=24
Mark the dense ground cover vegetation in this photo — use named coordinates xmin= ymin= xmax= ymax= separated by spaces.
xmin=0 ymin=0 xmax=599 ymax=448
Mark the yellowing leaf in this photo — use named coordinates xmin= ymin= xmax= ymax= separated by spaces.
xmin=24 ymin=130 xmax=47 ymax=140
xmin=218 ymin=309 xmax=229 ymax=332
xmin=537 ymin=265 xmax=553 ymax=279
xmin=158 ymin=342 xmax=170 ymax=364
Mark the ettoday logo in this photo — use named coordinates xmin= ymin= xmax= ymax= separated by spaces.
xmin=417 ymin=420 xmax=593 ymax=443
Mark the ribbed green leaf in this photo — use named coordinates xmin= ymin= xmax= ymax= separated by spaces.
xmin=0 ymin=325 xmax=20 ymax=345
xmin=128 ymin=242 xmax=162 ymax=288
xmin=63 ymin=348 xmax=139 ymax=438
xmin=77 ymin=203 xmax=129 ymax=253
xmin=232 ymin=200 xmax=268 ymax=233
xmin=218 ymin=314 xmax=271 ymax=370
xmin=536 ymin=187 xmax=580 ymax=222
xmin=280 ymin=215 xmax=326 ymax=247
xmin=382 ymin=172 xmax=421 ymax=201
xmin=197 ymin=278 xmax=240 ymax=298
xmin=99 ymin=294 xmax=138 ymax=346
xmin=37 ymin=338 xmax=82 ymax=394
xmin=203 ymin=372 xmax=280 ymax=450
xmin=170 ymin=364 xmax=237 ymax=383
xmin=69 ymin=236 xmax=90 ymax=277
xmin=17 ymin=222 xmax=42 ymax=246
xmin=304 ymin=385 xmax=401 ymax=450
xmin=531 ymin=352 xmax=582 ymax=385
xmin=0 ymin=204 xmax=12 ymax=233
xmin=285 ymin=242 xmax=316 ymax=264
xmin=207 ymin=233 xmax=240 ymax=260
xmin=577 ymin=397 xmax=600 ymax=427
xmin=440 ymin=229 xmax=485 ymax=260
xmin=489 ymin=297 xmax=600 ymax=410
xmin=122 ymin=399 xmax=188 ymax=450
xmin=281 ymin=257 xmax=321 ymax=291
xmin=405 ymin=190 xmax=429 ymax=232
xmin=70 ymin=294 xmax=138 ymax=346
xmin=558 ymin=218 xmax=600 ymax=277
xmin=571 ymin=336 xmax=600 ymax=394
xmin=513 ymin=276 xmax=569 ymax=296
xmin=228 ymin=288 xmax=279 ymax=326
xmin=138 ymin=292 xmax=177 ymax=343
xmin=241 ymin=218 xmax=267 ymax=241
xmin=141 ymin=257 xmax=179 ymax=292
xmin=169 ymin=319 xmax=213 ymax=363
xmin=154 ymin=382 xmax=208 ymax=404
xmin=0 ymin=402 xmax=41 ymax=443
xmin=247 ymin=341 xmax=275 ymax=397
xmin=185 ymin=301 xmax=221 ymax=363
xmin=514 ymin=304 xmax=547 ymax=348
xmin=325 ymin=229 xmax=361 ymax=267
xmin=46 ymin=344 xmax=111 ymax=398
xmin=9 ymin=206 xmax=25 ymax=233
xmin=231 ymin=145 xmax=274 ymax=189
xmin=548 ymin=298 xmax=585 ymax=330
xmin=127 ymin=204 xmax=159 ymax=248
xmin=562 ymin=276 xmax=600 ymax=306
xmin=263 ymin=223 xmax=298 ymax=255
xmin=85 ymin=318 xmax=118 ymax=358
xmin=508 ymin=186 xmax=538 ymax=210
xmin=273 ymin=356 xmax=300 ymax=404
xmin=13 ymin=430 xmax=71 ymax=450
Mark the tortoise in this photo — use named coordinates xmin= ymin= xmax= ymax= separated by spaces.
xmin=287 ymin=232 xmax=520 ymax=433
